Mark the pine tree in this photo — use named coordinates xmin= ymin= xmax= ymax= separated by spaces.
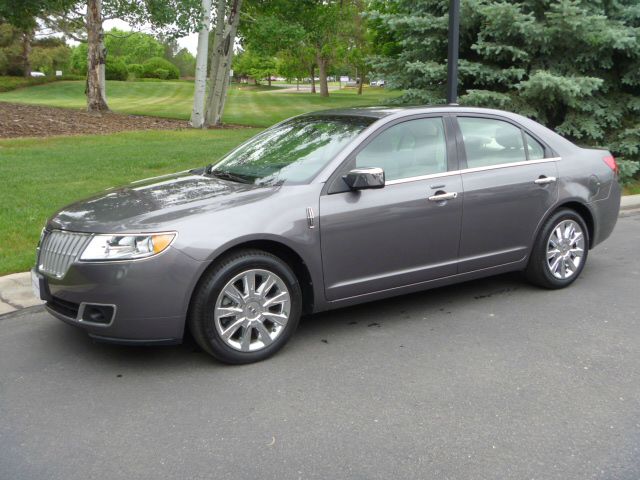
xmin=368 ymin=0 xmax=640 ymax=180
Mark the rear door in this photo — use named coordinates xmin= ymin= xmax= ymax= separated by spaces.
xmin=454 ymin=115 xmax=559 ymax=272
xmin=319 ymin=115 xmax=463 ymax=301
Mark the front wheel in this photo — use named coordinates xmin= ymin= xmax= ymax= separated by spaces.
xmin=526 ymin=209 xmax=589 ymax=289
xmin=189 ymin=250 xmax=302 ymax=364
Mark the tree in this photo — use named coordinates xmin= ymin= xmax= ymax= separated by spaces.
xmin=172 ymin=48 xmax=196 ymax=77
xmin=190 ymin=0 xmax=211 ymax=128
xmin=276 ymin=50 xmax=309 ymax=89
xmin=233 ymin=49 xmax=276 ymax=84
xmin=0 ymin=22 xmax=27 ymax=75
xmin=44 ymin=0 xmax=200 ymax=113
xmin=104 ymin=27 xmax=164 ymax=65
xmin=30 ymin=37 xmax=71 ymax=74
xmin=242 ymin=0 xmax=361 ymax=97
xmin=368 ymin=0 xmax=640 ymax=179
xmin=0 ymin=0 xmax=76 ymax=77
xmin=204 ymin=0 xmax=243 ymax=127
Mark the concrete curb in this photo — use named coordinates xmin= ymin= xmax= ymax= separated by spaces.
xmin=2 ymin=196 xmax=640 ymax=317
xmin=620 ymin=194 xmax=640 ymax=210
xmin=0 ymin=271 xmax=43 ymax=315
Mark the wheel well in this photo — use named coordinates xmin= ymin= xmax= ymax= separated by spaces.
xmin=191 ymin=240 xmax=315 ymax=317
xmin=553 ymin=201 xmax=595 ymax=248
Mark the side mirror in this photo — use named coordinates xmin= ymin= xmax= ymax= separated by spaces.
xmin=342 ymin=167 xmax=385 ymax=190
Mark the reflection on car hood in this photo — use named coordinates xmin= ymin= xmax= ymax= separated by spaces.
xmin=48 ymin=171 xmax=275 ymax=233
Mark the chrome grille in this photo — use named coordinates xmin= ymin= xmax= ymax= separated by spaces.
xmin=38 ymin=230 xmax=92 ymax=279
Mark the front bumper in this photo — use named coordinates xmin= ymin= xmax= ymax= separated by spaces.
xmin=34 ymin=247 xmax=204 ymax=344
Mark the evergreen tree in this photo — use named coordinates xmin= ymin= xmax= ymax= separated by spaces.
xmin=368 ymin=0 xmax=640 ymax=180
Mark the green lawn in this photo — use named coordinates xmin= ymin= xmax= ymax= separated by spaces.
xmin=0 ymin=80 xmax=401 ymax=127
xmin=0 ymin=129 xmax=260 ymax=275
xmin=623 ymin=180 xmax=640 ymax=195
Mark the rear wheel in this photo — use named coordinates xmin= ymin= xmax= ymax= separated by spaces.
xmin=189 ymin=249 xmax=302 ymax=364
xmin=526 ymin=209 xmax=589 ymax=289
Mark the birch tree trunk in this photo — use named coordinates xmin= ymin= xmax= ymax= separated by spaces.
xmin=203 ymin=0 xmax=227 ymax=126
xmin=204 ymin=0 xmax=242 ymax=127
xmin=86 ymin=0 xmax=109 ymax=112
xmin=190 ymin=0 xmax=212 ymax=128
xmin=317 ymin=55 xmax=329 ymax=97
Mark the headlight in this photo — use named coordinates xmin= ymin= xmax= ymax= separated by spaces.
xmin=80 ymin=233 xmax=175 ymax=261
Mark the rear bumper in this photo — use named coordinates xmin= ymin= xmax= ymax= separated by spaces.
xmin=590 ymin=180 xmax=621 ymax=248
xmin=35 ymin=247 xmax=204 ymax=343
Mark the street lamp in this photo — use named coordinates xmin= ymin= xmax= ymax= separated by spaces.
xmin=446 ymin=0 xmax=460 ymax=104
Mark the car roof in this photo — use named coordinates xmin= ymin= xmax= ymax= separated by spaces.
xmin=302 ymin=105 xmax=528 ymax=120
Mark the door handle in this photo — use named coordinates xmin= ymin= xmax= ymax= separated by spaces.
xmin=534 ymin=176 xmax=557 ymax=185
xmin=428 ymin=192 xmax=458 ymax=202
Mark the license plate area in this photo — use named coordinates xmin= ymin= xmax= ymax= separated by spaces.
xmin=31 ymin=269 xmax=52 ymax=302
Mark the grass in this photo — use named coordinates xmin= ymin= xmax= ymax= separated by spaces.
xmin=0 ymin=80 xmax=401 ymax=127
xmin=0 ymin=128 xmax=260 ymax=275
xmin=623 ymin=180 xmax=640 ymax=195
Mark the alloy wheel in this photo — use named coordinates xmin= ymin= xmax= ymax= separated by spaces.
xmin=546 ymin=219 xmax=585 ymax=280
xmin=214 ymin=269 xmax=291 ymax=352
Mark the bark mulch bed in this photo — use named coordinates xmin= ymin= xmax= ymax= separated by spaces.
xmin=0 ymin=102 xmax=190 ymax=139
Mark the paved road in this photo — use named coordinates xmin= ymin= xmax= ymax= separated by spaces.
xmin=1 ymin=215 xmax=639 ymax=480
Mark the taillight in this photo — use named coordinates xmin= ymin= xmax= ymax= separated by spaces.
xmin=603 ymin=155 xmax=618 ymax=173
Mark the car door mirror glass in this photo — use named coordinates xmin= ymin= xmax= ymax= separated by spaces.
xmin=342 ymin=167 xmax=385 ymax=190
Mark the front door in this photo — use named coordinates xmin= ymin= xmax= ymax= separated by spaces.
xmin=319 ymin=116 xmax=463 ymax=301
xmin=454 ymin=115 xmax=559 ymax=272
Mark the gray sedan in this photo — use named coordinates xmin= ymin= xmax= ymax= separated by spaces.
xmin=32 ymin=106 xmax=621 ymax=363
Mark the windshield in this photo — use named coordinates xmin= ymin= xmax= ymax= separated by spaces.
xmin=208 ymin=116 xmax=374 ymax=185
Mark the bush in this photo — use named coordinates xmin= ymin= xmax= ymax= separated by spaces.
xmin=105 ymin=58 xmax=128 ymax=81
xmin=0 ymin=75 xmax=50 ymax=92
xmin=618 ymin=159 xmax=640 ymax=186
xmin=142 ymin=57 xmax=179 ymax=79
xmin=127 ymin=63 xmax=144 ymax=79
xmin=153 ymin=68 xmax=170 ymax=80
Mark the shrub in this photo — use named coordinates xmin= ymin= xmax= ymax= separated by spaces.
xmin=617 ymin=159 xmax=640 ymax=186
xmin=0 ymin=76 xmax=50 ymax=92
xmin=142 ymin=57 xmax=179 ymax=79
xmin=105 ymin=58 xmax=128 ymax=81
xmin=153 ymin=68 xmax=170 ymax=80
xmin=127 ymin=63 xmax=144 ymax=79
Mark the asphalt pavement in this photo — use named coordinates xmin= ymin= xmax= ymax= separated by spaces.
xmin=1 ymin=214 xmax=639 ymax=480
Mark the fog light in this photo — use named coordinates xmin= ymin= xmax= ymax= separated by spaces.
xmin=81 ymin=304 xmax=115 ymax=324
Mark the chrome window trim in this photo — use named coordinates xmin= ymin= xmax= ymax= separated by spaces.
xmin=384 ymin=157 xmax=561 ymax=186
xmin=385 ymin=170 xmax=460 ymax=185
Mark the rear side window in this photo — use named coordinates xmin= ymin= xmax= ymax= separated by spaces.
xmin=355 ymin=117 xmax=447 ymax=181
xmin=525 ymin=132 xmax=545 ymax=160
xmin=458 ymin=117 xmax=526 ymax=168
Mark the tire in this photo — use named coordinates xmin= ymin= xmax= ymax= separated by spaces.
xmin=525 ymin=209 xmax=589 ymax=289
xmin=188 ymin=249 xmax=302 ymax=364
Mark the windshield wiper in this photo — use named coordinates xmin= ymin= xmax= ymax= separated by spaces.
xmin=208 ymin=169 xmax=252 ymax=184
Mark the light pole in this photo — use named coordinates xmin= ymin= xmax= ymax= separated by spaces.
xmin=446 ymin=0 xmax=460 ymax=104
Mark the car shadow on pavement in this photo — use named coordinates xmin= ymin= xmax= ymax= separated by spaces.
xmin=21 ymin=271 xmax=538 ymax=369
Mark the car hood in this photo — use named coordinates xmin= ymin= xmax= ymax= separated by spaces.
xmin=47 ymin=171 xmax=277 ymax=233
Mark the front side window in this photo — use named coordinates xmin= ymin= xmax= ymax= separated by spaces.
xmin=458 ymin=117 xmax=526 ymax=168
xmin=209 ymin=116 xmax=373 ymax=185
xmin=355 ymin=117 xmax=448 ymax=181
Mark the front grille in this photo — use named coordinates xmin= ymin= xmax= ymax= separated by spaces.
xmin=38 ymin=230 xmax=92 ymax=279
xmin=47 ymin=296 xmax=80 ymax=319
